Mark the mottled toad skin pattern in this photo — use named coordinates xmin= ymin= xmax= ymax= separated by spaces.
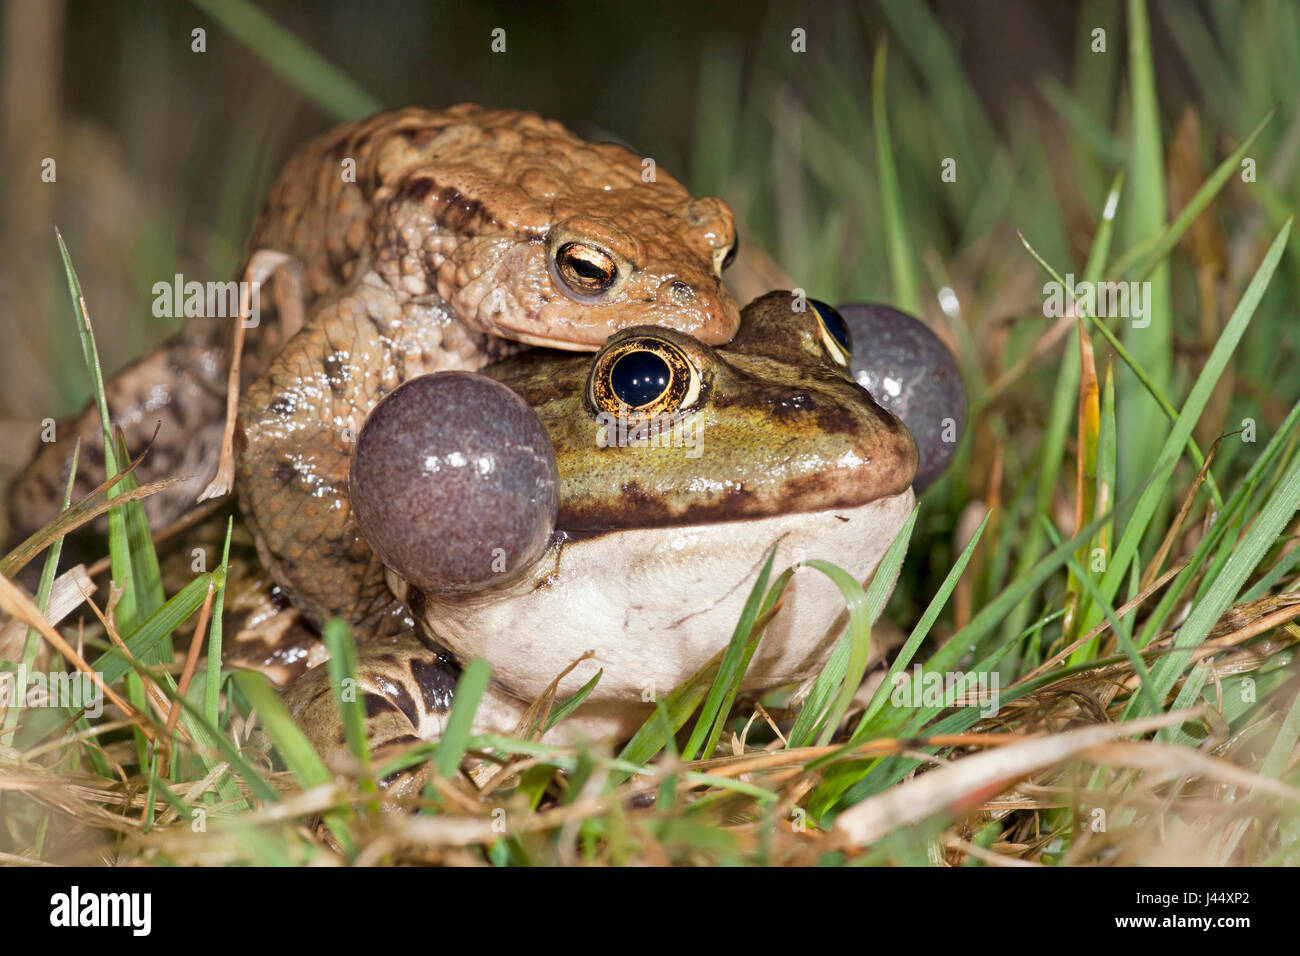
xmin=7 ymin=105 xmax=740 ymax=630
xmin=254 ymin=105 xmax=739 ymax=346
xmin=284 ymin=293 xmax=919 ymax=775
xmin=235 ymin=105 xmax=739 ymax=636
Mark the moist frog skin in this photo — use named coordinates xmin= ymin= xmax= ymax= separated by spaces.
xmin=282 ymin=292 xmax=922 ymax=776
xmin=6 ymin=105 xmax=741 ymax=601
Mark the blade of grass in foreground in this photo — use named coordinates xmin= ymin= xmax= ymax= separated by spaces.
xmin=188 ymin=0 xmax=382 ymax=121
xmin=1 ymin=443 xmax=79 ymax=746
xmin=434 ymin=658 xmax=490 ymax=779
xmin=681 ymin=545 xmax=777 ymax=761
xmin=110 ymin=431 xmax=166 ymax=651
xmin=873 ymin=39 xmax=919 ymax=314
xmin=1146 ymin=439 xmax=1300 ymax=731
xmin=54 ymin=229 xmax=143 ymax=637
xmin=1086 ymin=217 xmax=1291 ymax=640
xmin=785 ymin=506 xmax=918 ymax=748
xmin=91 ymin=574 xmax=213 ymax=686
xmin=203 ymin=520 xmax=233 ymax=727
xmin=812 ymin=514 xmax=918 ymax=747
xmin=323 ymin=619 xmax=371 ymax=778
xmin=851 ymin=509 xmax=989 ymax=739
xmin=231 ymin=670 xmax=357 ymax=854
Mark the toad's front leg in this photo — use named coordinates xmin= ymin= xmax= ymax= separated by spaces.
xmin=235 ymin=272 xmax=516 ymax=637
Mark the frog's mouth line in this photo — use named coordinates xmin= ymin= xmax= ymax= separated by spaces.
xmin=553 ymin=495 xmax=884 ymax=543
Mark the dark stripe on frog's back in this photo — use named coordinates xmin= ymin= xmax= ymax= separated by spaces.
xmin=409 ymin=655 xmax=457 ymax=714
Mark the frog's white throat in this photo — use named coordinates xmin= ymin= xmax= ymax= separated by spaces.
xmin=391 ymin=488 xmax=916 ymax=743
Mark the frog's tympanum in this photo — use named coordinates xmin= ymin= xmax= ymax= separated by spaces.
xmin=6 ymin=105 xmax=740 ymax=612
xmin=283 ymin=292 xmax=920 ymax=773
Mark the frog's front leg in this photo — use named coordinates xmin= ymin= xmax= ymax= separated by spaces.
xmin=282 ymin=632 xmax=455 ymax=790
xmin=280 ymin=632 xmax=531 ymax=796
xmin=235 ymin=272 xmax=514 ymax=637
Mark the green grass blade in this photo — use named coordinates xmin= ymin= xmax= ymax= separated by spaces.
xmin=1 ymin=443 xmax=80 ymax=746
xmin=91 ymin=574 xmax=213 ymax=686
xmin=541 ymin=669 xmax=603 ymax=734
xmin=811 ymin=513 xmax=917 ymax=747
xmin=1110 ymin=108 xmax=1275 ymax=278
xmin=785 ymin=506 xmax=918 ymax=748
xmin=1118 ymin=0 xmax=1172 ymax=523
xmin=873 ymin=39 xmax=919 ymax=313
xmin=1020 ymin=231 xmax=1223 ymax=508
xmin=322 ymin=618 xmax=372 ymax=776
xmin=229 ymin=671 xmax=355 ymax=853
xmin=681 ymin=545 xmax=778 ymax=761
xmin=203 ymin=519 xmax=233 ymax=726
xmin=853 ymin=509 xmax=989 ymax=738
xmin=434 ymin=658 xmax=490 ymax=778
xmin=1003 ymin=171 xmax=1124 ymax=644
xmin=1143 ymin=434 xmax=1300 ymax=729
xmin=1090 ymin=217 xmax=1291 ymax=637
xmin=188 ymin=0 xmax=382 ymax=121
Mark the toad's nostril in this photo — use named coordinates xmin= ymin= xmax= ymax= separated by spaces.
xmin=664 ymin=279 xmax=694 ymax=302
xmin=778 ymin=392 xmax=812 ymax=411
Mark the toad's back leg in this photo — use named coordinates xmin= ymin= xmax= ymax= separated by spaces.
xmin=3 ymin=115 xmax=387 ymax=544
xmin=2 ymin=269 xmax=305 ymax=544
xmin=235 ymin=272 xmax=516 ymax=637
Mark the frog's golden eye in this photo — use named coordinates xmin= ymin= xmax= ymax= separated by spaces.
xmin=809 ymin=298 xmax=852 ymax=367
xmin=555 ymin=242 xmax=619 ymax=298
xmin=589 ymin=336 xmax=702 ymax=418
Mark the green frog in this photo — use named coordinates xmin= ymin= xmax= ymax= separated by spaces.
xmin=281 ymin=292 xmax=921 ymax=771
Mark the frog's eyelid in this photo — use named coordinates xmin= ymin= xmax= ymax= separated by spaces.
xmin=819 ymin=327 xmax=851 ymax=367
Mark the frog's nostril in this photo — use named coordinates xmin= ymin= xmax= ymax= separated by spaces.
xmin=778 ymin=391 xmax=813 ymax=411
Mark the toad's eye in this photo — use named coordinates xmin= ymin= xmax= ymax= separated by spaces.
xmin=555 ymin=242 xmax=619 ymax=297
xmin=809 ymin=298 xmax=852 ymax=367
xmin=589 ymin=336 xmax=702 ymax=418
